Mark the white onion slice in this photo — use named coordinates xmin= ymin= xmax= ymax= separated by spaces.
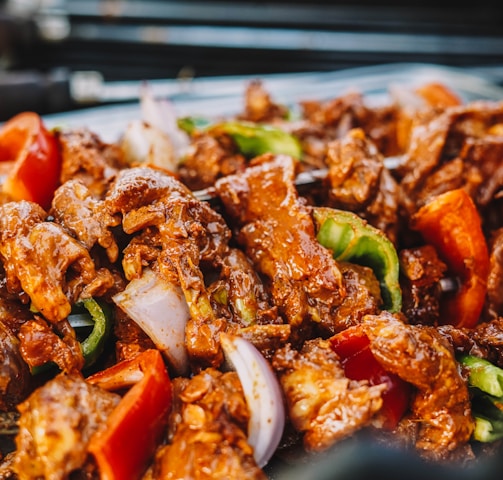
xmin=140 ymin=83 xmax=190 ymax=161
xmin=121 ymin=119 xmax=178 ymax=172
xmin=112 ymin=268 xmax=190 ymax=375
xmin=220 ymin=332 xmax=285 ymax=468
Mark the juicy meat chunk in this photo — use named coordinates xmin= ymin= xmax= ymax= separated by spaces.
xmin=58 ymin=128 xmax=126 ymax=198
xmin=178 ymin=132 xmax=246 ymax=191
xmin=0 ymin=201 xmax=114 ymax=323
xmin=486 ymin=228 xmax=503 ymax=320
xmin=13 ymin=373 xmax=120 ymax=480
xmin=106 ymin=167 xmax=232 ymax=368
xmin=399 ymin=245 xmax=448 ymax=326
xmin=50 ymin=180 xmax=119 ymax=263
xmin=239 ymin=79 xmax=288 ymax=123
xmin=325 ymin=128 xmax=399 ymax=243
xmin=0 ymin=322 xmax=31 ymax=411
xmin=215 ymin=155 xmax=344 ymax=343
xmin=362 ymin=312 xmax=474 ymax=461
xmin=272 ymin=339 xmax=385 ymax=452
xmin=155 ymin=369 xmax=265 ymax=480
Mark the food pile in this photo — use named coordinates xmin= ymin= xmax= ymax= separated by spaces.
xmin=0 ymin=76 xmax=502 ymax=479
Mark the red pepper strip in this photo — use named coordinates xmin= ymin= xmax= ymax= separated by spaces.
xmin=330 ymin=325 xmax=412 ymax=430
xmin=0 ymin=112 xmax=61 ymax=210
xmin=87 ymin=349 xmax=172 ymax=480
xmin=411 ymin=188 xmax=490 ymax=328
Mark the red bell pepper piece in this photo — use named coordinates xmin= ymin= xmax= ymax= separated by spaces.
xmin=411 ymin=188 xmax=490 ymax=328
xmin=87 ymin=349 xmax=172 ymax=480
xmin=0 ymin=111 xmax=61 ymax=210
xmin=330 ymin=325 xmax=411 ymax=430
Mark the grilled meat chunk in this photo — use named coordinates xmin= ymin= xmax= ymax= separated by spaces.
xmin=399 ymin=245 xmax=448 ymax=326
xmin=215 ymin=155 xmax=344 ymax=344
xmin=57 ymin=128 xmax=126 ymax=198
xmin=0 ymin=201 xmax=114 ymax=323
xmin=273 ymin=339 xmax=385 ymax=452
xmin=155 ymin=368 xmax=265 ymax=480
xmin=362 ymin=312 xmax=474 ymax=461
xmin=13 ymin=373 xmax=120 ymax=480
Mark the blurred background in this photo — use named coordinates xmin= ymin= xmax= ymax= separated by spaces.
xmin=1 ymin=0 xmax=503 ymax=120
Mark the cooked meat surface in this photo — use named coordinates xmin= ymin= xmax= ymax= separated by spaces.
xmin=154 ymin=369 xmax=265 ymax=480
xmin=215 ymin=155 xmax=344 ymax=343
xmin=13 ymin=373 xmax=120 ymax=480
xmin=362 ymin=312 xmax=474 ymax=461
xmin=273 ymin=339 xmax=385 ymax=452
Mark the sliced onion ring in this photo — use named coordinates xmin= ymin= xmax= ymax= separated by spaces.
xmin=112 ymin=268 xmax=190 ymax=375
xmin=220 ymin=332 xmax=285 ymax=468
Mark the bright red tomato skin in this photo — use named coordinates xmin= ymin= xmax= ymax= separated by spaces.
xmin=0 ymin=112 xmax=61 ymax=210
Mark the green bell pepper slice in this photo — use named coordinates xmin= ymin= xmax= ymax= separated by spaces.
xmin=313 ymin=207 xmax=402 ymax=313
xmin=79 ymin=298 xmax=113 ymax=368
xmin=178 ymin=117 xmax=302 ymax=160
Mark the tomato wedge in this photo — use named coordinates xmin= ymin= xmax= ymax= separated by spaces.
xmin=331 ymin=325 xmax=412 ymax=430
xmin=411 ymin=188 xmax=490 ymax=328
xmin=0 ymin=112 xmax=61 ymax=209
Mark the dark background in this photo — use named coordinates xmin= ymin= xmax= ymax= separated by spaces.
xmin=1 ymin=0 xmax=503 ymax=120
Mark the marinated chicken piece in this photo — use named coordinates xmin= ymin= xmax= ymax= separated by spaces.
xmin=0 ymin=201 xmax=115 ymax=323
xmin=485 ymin=228 xmax=503 ymax=321
xmin=272 ymin=339 xmax=385 ymax=452
xmin=239 ymin=79 xmax=288 ymax=123
xmin=438 ymin=317 xmax=503 ymax=368
xmin=399 ymin=245 xmax=448 ymax=326
xmin=323 ymin=262 xmax=382 ymax=335
xmin=178 ymin=132 xmax=246 ymax=190
xmin=238 ymin=324 xmax=291 ymax=362
xmin=18 ymin=316 xmax=84 ymax=374
xmin=13 ymin=373 xmax=120 ymax=480
xmin=215 ymin=155 xmax=345 ymax=344
xmin=0 ymin=322 xmax=31 ymax=411
xmin=298 ymin=91 xmax=401 ymax=158
xmin=105 ymin=167 xmax=231 ymax=368
xmin=362 ymin=312 xmax=474 ymax=461
xmin=325 ymin=128 xmax=399 ymax=244
xmin=50 ymin=180 xmax=119 ymax=263
xmin=399 ymin=101 xmax=503 ymax=216
xmin=208 ymin=248 xmax=281 ymax=328
xmin=57 ymin=128 xmax=127 ymax=198
xmin=154 ymin=369 xmax=265 ymax=480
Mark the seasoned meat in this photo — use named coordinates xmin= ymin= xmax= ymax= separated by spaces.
xmin=215 ymin=155 xmax=344 ymax=344
xmin=0 ymin=201 xmax=114 ymax=323
xmin=321 ymin=262 xmax=382 ymax=335
xmin=399 ymin=245 xmax=448 ymax=326
xmin=239 ymin=79 xmax=288 ymax=123
xmin=154 ymin=369 xmax=265 ymax=480
xmin=399 ymin=101 xmax=503 ymax=217
xmin=18 ymin=317 xmax=84 ymax=374
xmin=208 ymin=248 xmax=281 ymax=328
xmin=57 ymin=128 xmax=126 ymax=198
xmin=178 ymin=132 xmax=246 ymax=191
xmin=0 ymin=322 xmax=31 ymax=411
xmin=485 ymin=228 xmax=503 ymax=320
xmin=325 ymin=128 xmax=399 ymax=244
xmin=362 ymin=312 xmax=474 ymax=461
xmin=438 ymin=317 xmax=503 ymax=368
xmin=50 ymin=180 xmax=119 ymax=263
xmin=13 ymin=373 xmax=120 ymax=480
xmin=106 ymin=167 xmax=232 ymax=368
xmin=272 ymin=339 xmax=385 ymax=452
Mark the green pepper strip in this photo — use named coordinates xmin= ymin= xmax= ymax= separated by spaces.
xmin=79 ymin=298 xmax=112 ymax=368
xmin=313 ymin=207 xmax=402 ymax=313
xmin=460 ymin=354 xmax=503 ymax=442
xmin=178 ymin=117 xmax=303 ymax=160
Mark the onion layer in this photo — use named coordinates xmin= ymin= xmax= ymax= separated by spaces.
xmin=112 ymin=268 xmax=190 ymax=375
xmin=220 ymin=332 xmax=285 ymax=468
